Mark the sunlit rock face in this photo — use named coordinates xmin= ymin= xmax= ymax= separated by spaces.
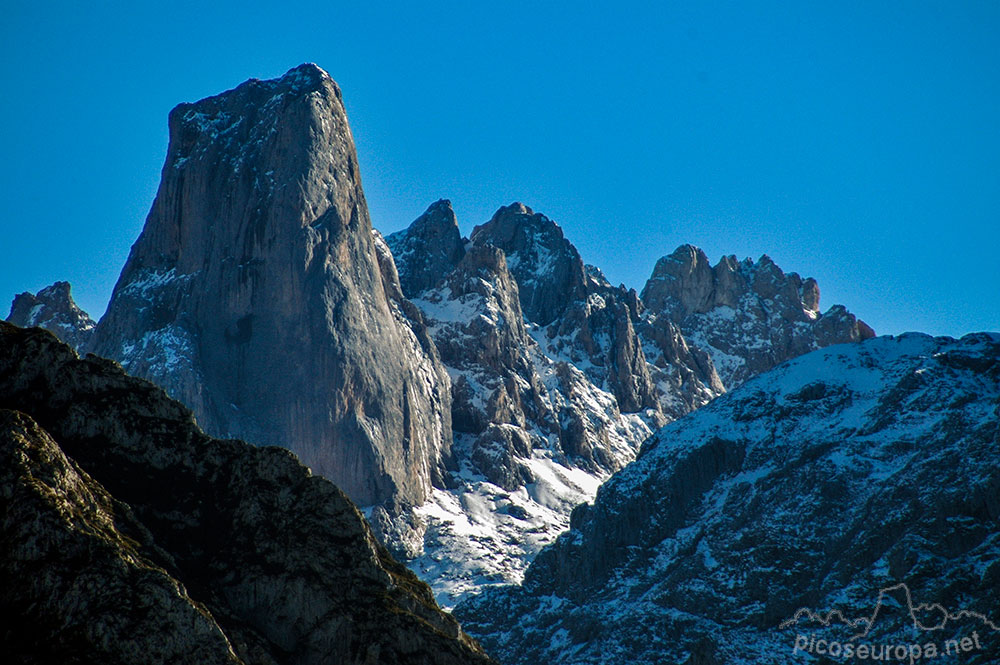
xmin=88 ymin=64 xmax=454 ymax=509
xmin=641 ymin=244 xmax=875 ymax=388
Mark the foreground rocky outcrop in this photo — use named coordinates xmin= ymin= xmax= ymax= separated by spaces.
xmin=87 ymin=64 xmax=453 ymax=510
xmin=6 ymin=281 xmax=95 ymax=352
xmin=0 ymin=321 xmax=494 ymax=665
xmin=455 ymin=332 xmax=1000 ymax=664
xmin=641 ymin=244 xmax=874 ymax=388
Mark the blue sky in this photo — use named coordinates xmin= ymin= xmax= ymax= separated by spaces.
xmin=2 ymin=1 xmax=997 ymax=337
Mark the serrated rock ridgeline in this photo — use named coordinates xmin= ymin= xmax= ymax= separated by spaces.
xmin=641 ymin=244 xmax=875 ymax=388
xmin=6 ymin=281 xmax=95 ymax=352
xmin=388 ymin=201 xmax=723 ymax=605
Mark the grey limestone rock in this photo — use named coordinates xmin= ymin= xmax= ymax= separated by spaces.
xmin=641 ymin=244 xmax=875 ymax=388
xmin=386 ymin=199 xmax=466 ymax=298
xmin=456 ymin=332 xmax=1000 ymax=664
xmin=469 ymin=203 xmax=586 ymax=327
xmin=470 ymin=203 xmax=715 ymax=418
xmin=87 ymin=64 xmax=453 ymax=510
xmin=392 ymin=206 xmax=669 ymax=604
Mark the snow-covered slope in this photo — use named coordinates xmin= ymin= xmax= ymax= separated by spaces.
xmin=455 ymin=333 xmax=1000 ymax=664
xmin=387 ymin=203 xmax=673 ymax=606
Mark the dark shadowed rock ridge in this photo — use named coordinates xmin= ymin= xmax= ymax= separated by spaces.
xmin=455 ymin=332 xmax=1000 ymax=665
xmin=6 ymin=281 xmax=95 ymax=352
xmin=641 ymin=244 xmax=875 ymax=388
xmin=0 ymin=321 xmax=495 ymax=665
xmin=87 ymin=64 xmax=454 ymax=510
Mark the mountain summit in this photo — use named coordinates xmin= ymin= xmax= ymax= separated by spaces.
xmin=642 ymin=245 xmax=875 ymax=387
xmin=6 ymin=281 xmax=95 ymax=352
xmin=88 ymin=65 xmax=454 ymax=509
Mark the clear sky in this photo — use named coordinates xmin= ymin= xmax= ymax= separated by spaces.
xmin=2 ymin=1 xmax=997 ymax=337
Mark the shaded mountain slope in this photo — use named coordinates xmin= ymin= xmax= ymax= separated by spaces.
xmin=0 ymin=321 xmax=495 ymax=665
xmin=456 ymin=332 xmax=1000 ymax=664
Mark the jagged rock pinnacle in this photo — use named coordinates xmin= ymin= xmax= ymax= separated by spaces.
xmin=641 ymin=245 xmax=875 ymax=387
xmin=88 ymin=65 xmax=453 ymax=509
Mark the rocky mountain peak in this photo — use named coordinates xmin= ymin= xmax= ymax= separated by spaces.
xmin=643 ymin=244 xmax=716 ymax=317
xmin=386 ymin=199 xmax=466 ymax=297
xmin=641 ymin=245 xmax=875 ymax=387
xmin=282 ymin=61 xmax=333 ymax=84
xmin=88 ymin=65 xmax=454 ymax=510
xmin=499 ymin=201 xmax=533 ymax=216
xmin=470 ymin=203 xmax=587 ymax=326
xmin=6 ymin=281 xmax=95 ymax=352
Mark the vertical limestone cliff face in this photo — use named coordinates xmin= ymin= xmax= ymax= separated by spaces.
xmin=88 ymin=64 xmax=452 ymax=508
xmin=0 ymin=322 xmax=495 ymax=665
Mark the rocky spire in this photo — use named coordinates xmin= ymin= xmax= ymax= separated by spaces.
xmin=470 ymin=203 xmax=588 ymax=326
xmin=87 ymin=64 xmax=453 ymax=509
xmin=6 ymin=281 xmax=95 ymax=351
xmin=386 ymin=199 xmax=466 ymax=298
xmin=469 ymin=203 xmax=668 ymax=413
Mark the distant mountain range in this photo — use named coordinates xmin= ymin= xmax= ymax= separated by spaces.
xmin=5 ymin=64 xmax=994 ymax=665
